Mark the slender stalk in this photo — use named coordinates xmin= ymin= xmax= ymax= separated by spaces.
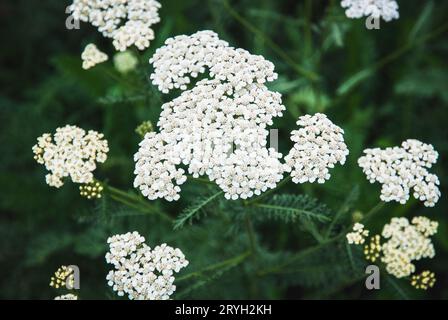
xmin=337 ymin=21 xmax=448 ymax=95
xmin=375 ymin=21 xmax=448 ymax=70
xmin=222 ymin=0 xmax=319 ymax=81
xmin=99 ymin=66 xmax=141 ymax=90
xmin=362 ymin=201 xmax=385 ymax=223
xmin=107 ymin=185 xmax=142 ymax=202
xmin=108 ymin=193 xmax=147 ymax=214
xmin=245 ymin=214 xmax=258 ymax=254
xmin=245 ymin=212 xmax=260 ymax=297
xmin=304 ymin=0 xmax=313 ymax=58
xmin=257 ymin=233 xmax=343 ymax=276
xmin=257 ymin=201 xmax=385 ymax=276
xmin=104 ymin=184 xmax=173 ymax=222
xmin=176 ymin=251 xmax=251 ymax=282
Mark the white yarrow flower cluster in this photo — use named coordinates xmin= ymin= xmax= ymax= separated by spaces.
xmin=341 ymin=0 xmax=399 ymax=22
xmin=81 ymin=43 xmax=108 ymax=70
xmin=150 ymin=30 xmax=278 ymax=94
xmin=346 ymin=223 xmax=369 ymax=245
xmin=358 ymin=139 xmax=440 ymax=207
xmin=105 ymin=231 xmax=188 ymax=300
xmin=285 ymin=113 xmax=349 ymax=184
xmin=69 ymin=0 xmax=161 ymax=51
xmin=381 ymin=217 xmax=437 ymax=278
xmin=134 ymin=31 xmax=287 ymax=201
xmin=32 ymin=125 xmax=109 ymax=188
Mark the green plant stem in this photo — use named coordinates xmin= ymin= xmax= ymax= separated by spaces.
xmin=304 ymin=0 xmax=313 ymax=58
xmin=104 ymin=184 xmax=173 ymax=222
xmin=176 ymin=251 xmax=251 ymax=282
xmin=245 ymin=212 xmax=260 ymax=297
xmin=362 ymin=201 xmax=385 ymax=223
xmin=245 ymin=214 xmax=258 ymax=254
xmin=99 ymin=65 xmax=141 ymax=90
xmin=222 ymin=0 xmax=319 ymax=81
xmin=245 ymin=175 xmax=292 ymax=206
xmin=337 ymin=21 xmax=448 ymax=95
xmin=257 ymin=201 xmax=385 ymax=276
xmin=374 ymin=21 xmax=448 ymax=70
xmin=108 ymin=193 xmax=147 ymax=213
xmin=256 ymin=233 xmax=342 ymax=277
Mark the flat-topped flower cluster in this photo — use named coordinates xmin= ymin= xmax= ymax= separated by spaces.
xmin=134 ymin=31 xmax=349 ymax=201
xmin=358 ymin=139 xmax=440 ymax=207
xmin=81 ymin=43 xmax=108 ymax=69
xmin=285 ymin=113 xmax=349 ymax=184
xmin=33 ymin=125 xmax=109 ymax=188
xmin=381 ymin=217 xmax=437 ymax=278
xmin=347 ymin=216 xmax=438 ymax=289
xmin=105 ymin=231 xmax=189 ymax=300
xmin=341 ymin=0 xmax=399 ymax=22
xmin=70 ymin=0 xmax=161 ymax=51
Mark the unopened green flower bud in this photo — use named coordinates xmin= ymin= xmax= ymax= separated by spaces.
xmin=135 ymin=121 xmax=154 ymax=138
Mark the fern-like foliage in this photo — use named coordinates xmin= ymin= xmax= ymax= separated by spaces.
xmin=176 ymin=262 xmax=240 ymax=299
xmin=252 ymin=194 xmax=332 ymax=223
xmin=257 ymin=237 xmax=367 ymax=296
xmin=174 ymin=191 xmax=223 ymax=230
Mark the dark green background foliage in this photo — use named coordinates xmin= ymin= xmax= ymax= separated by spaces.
xmin=1 ymin=0 xmax=447 ymax=300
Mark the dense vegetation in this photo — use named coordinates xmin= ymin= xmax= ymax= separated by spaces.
xmin=0 ymin=0 xmax=447 ymax=299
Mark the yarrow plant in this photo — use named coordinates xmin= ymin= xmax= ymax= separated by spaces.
xmin=27 ymin=1 xmax=446 ymax=300
xmin=105 ymin=231 xmax=188 ymax=300
xmin=81 ymin=43 xmax=108 ymax=70
xmin=358 ymin=139 xmax=441 ymax=207
xmin=347 ymin=216 xmax=438 ymax=289
xmin=69 ymin=0 xmax=161 ymax=51
xmin=341 ymin=0 xmax=399 ymax=22
xmin=134 ymin=30 xmax=348 ymax=201
xmin=33 ymin=125 xmax=109 ymax=188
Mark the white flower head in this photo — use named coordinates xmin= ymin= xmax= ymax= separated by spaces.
xmin=285 ymin=113 xmax=349 ymax=184
xmin=134 ymin=31 xmax=286 ymax=201
xmin=136 ymin=31 xmax=350 ymax=202
xmin=32 ymin=125 xmax=109 ymax=188
xmin=105 ymin=231 xmax=188 ymax=300
xmin=70 ymin=0 xmax=161 ymax=51
xmin=358 ymin=139 xmax=440 ymax=207
xmin=149 ymin=30 xmax=278 ymax=94
xmin=381 ymin=217 xmax=437 ymax=278
xmin=346 ymin=223 xmax=369 ymax=245
xmin=341 ymin=0 xmax=399 ymax=22
xmin=81 ymin=43 xmax=108 ymax=70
